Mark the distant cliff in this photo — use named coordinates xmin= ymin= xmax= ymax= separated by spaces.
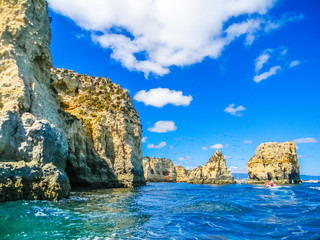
xmin=143 ymin=152 xmax=234 ymax=184
xmin=247 ymin=141 xmax=301 ymax=184
xmin=175 ymin=165 xmax=190 ymax=182
xmin=143 ymin=157 xmax=177 ymax=182
xmin=0 ymin=0 xmax=144 ymax=202
xmin=188 ymin=151 xmax=235 ymax=184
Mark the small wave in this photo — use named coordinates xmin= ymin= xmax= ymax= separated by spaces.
xmin=147 ymin=231 xmax=162 ymax=237
xmin=310 ymin=187 xmax=320 ymax=191
xmin=35 ymin=211 xmax=47 ymax=217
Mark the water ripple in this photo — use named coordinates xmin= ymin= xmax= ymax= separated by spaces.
xmin=0 ymin=183 xmax=320 ymax=239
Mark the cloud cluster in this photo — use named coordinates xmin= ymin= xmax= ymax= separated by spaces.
xmin=228 ymin=166 xmax=247 ymax=173
xmin=142 ymin=137 xmax=148 ymax=143
xmin=253 ymin=47 xmax=302 ymax=83
xmin=48 ymin=0 xmax=280 ymax=77
xmin=148 ymin=121 xmax=177 ymax=133
xmin=134 ymin=88 xmax=192 ymax=107
xmin=224 ymin=104 xmax=246 ymax=116
xmin=294 ymin=138 xmax=318 ymax=144
xmin=178 ymin=156 xmax=192 ymax=161
xmin=243 ymin=140 xmax=253 ymax=144
xmin=147 ymin=141 xmax=167 ymax=149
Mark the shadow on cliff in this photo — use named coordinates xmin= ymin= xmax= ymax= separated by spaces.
xmin=58 ymin=110 xmax=122 ymax=190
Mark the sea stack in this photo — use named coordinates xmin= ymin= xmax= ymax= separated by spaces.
xmin=143 ymin=157 xmax=177 ymax=182
xmin=247 ymin=141 xmax=301 ymax=184
xmin=175 ymin=165 xmax=190 ymax=182
xmin=0 ymin=0 xmax=144 ymax=202
xmin=188 ymin=151 xmax=235 ymax=184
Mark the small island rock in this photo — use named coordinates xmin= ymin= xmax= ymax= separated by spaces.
xmin=175 ymin=165 xmax=190 ymax=182
xmin=247 ymin=141 xmax=301 ymax=184
xmin=187 ymin=151 xmax=235 ymax=184
xmin=143 ymin=157 xmax=177 ymax=182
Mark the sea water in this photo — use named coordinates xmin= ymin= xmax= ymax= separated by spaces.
xmin=0 ymin=182 xmax=320 ymax=239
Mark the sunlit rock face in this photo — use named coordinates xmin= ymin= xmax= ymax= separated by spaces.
xmin=51 ymin=68 xmax=145 ymax=188
xmin=175 ymin=165 xmax=190 ymax=182
xmin=187 ymin=151 xmax=235 ymax=184
xmin=247 ymin=141 xmax=301 ymax=184
xmin=0 ymin=0 xmax=144 ymax=202
xmin=143 ymin=157 xmax=177 ymax=182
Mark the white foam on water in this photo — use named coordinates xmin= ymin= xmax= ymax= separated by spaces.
xmin=35 ymin=211 xmax=47 ymax=217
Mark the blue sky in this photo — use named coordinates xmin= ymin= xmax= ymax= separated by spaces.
xmin=48 ymin=0 xmax=320 ymax=175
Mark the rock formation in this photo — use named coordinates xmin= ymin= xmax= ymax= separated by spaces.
xmin=247 ymin=141 xmax=301 ymax=184
xmin=143 ymin=157 xmax=177 ymax=182
xmin=0 ymin=0 xmax=144 ymax=202
xmin=175 ymin=165 xmax=190 ymax=182
xmin=51 ymin=69 xmax=145 ymax=188
xmin=188 ymin=151 xmax=235 ymax=184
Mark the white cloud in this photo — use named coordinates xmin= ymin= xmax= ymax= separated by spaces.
xmin=294 ymin=138 xmax=318 ymax=144
xmin=225 ymin=155 xmax=232 ymax=159
xmin=148 ymin=121 xmax=177 ymax=133
xmin=264 ymin=13 xmax=304 ymax=32
xmin=48 ymin=0 xmax=279 ymax=77
xmin=202 ymin=147 xmax=208 ymax=150
xmin=228 ymin=166 xmax=247 ymax=174
xmin=289 ymin=60 xmax=301 ymax=68
xmin=254 ymin=65 xmax=281 ymax=83
xmin=142 ymin=137 xmax=148 ymax=143
xmin=224 ymin=104 xmax=246 ymax=116
xmin=134 ymin=88 xmax=192 ymax=107
xmin=178 ymin=156 xmax=192 ymax=161
xmin=169 ymin=146 xmax=174 ymax=150
xmin=243 ymin=140 xmax=253 ymax=144
xmin=255 ymin=49 xmax=272 ymax=72
xmin=210 ymin=143 xmax=224 ymax=149
xmin=225 ymin=19 xmax=262 ymax=45
xmin=147 ymin=141 xmax=167 ymax=149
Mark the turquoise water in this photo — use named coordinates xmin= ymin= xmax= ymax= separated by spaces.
xmin=1 ymin=182 xmax=320 ymax=239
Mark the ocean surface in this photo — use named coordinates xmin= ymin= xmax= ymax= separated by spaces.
xmin=1 ymin=182 xmax=320 ymax=240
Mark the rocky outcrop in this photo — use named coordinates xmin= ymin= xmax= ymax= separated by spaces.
xmin=51 ymin=69 xmax=145 ymax=188
xmin=175 ymin=165 xmax=190 ymax=182
xmin=0 ymin=0 xmax=144 ymax=202
xmin=143 ymin=157 xmax=177 ymax=182
xmin=188 ymin=151 xmax=235 ymax=184
xmin=247 ymin=141 xmax=301 ymax=184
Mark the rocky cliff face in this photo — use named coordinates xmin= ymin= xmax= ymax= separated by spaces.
xmin=188 ymin=151 xmax=235 ymax=184
xmin=143 ymin=157 xmax=177 ymax=182
xmin=0 ymin=0 xmax=144 ymax=202
xmin=51 ymin=68 xmax=145 ymax=188
xmin=247 ymin=141 xmax=301 ymax=184
xmin=175 ymin=165 xmax=190 ymax=182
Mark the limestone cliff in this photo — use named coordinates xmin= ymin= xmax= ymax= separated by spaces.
xmin=51 ymin=68 xmax=145 ymax=188
xmin=175 ymin=165 xmax=190 ymax=182
xmin=247 ymin=141 xmax=301 ymax=184
xmin=188 ymin=151 xmax=235 ymax=184
xmin=143 ymin=157 xmax=177 ymax=182
xmin=0 ymin=0 xmax=144 ymax=202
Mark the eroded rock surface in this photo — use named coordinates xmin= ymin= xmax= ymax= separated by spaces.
xmin=0 ymin=0 xmax=144 ymax=202
xmin=175 ymin=165 xmax=190 ymax=182
xmin=143 ymin=157 xmax=177 ymax=182
xmin=51 ymin=69 xmax=145 ymax=188
xmin=188 ymin=151 xmax=235 ymax=184
xmin=247 ymin=141 xmax=301 ymax=184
